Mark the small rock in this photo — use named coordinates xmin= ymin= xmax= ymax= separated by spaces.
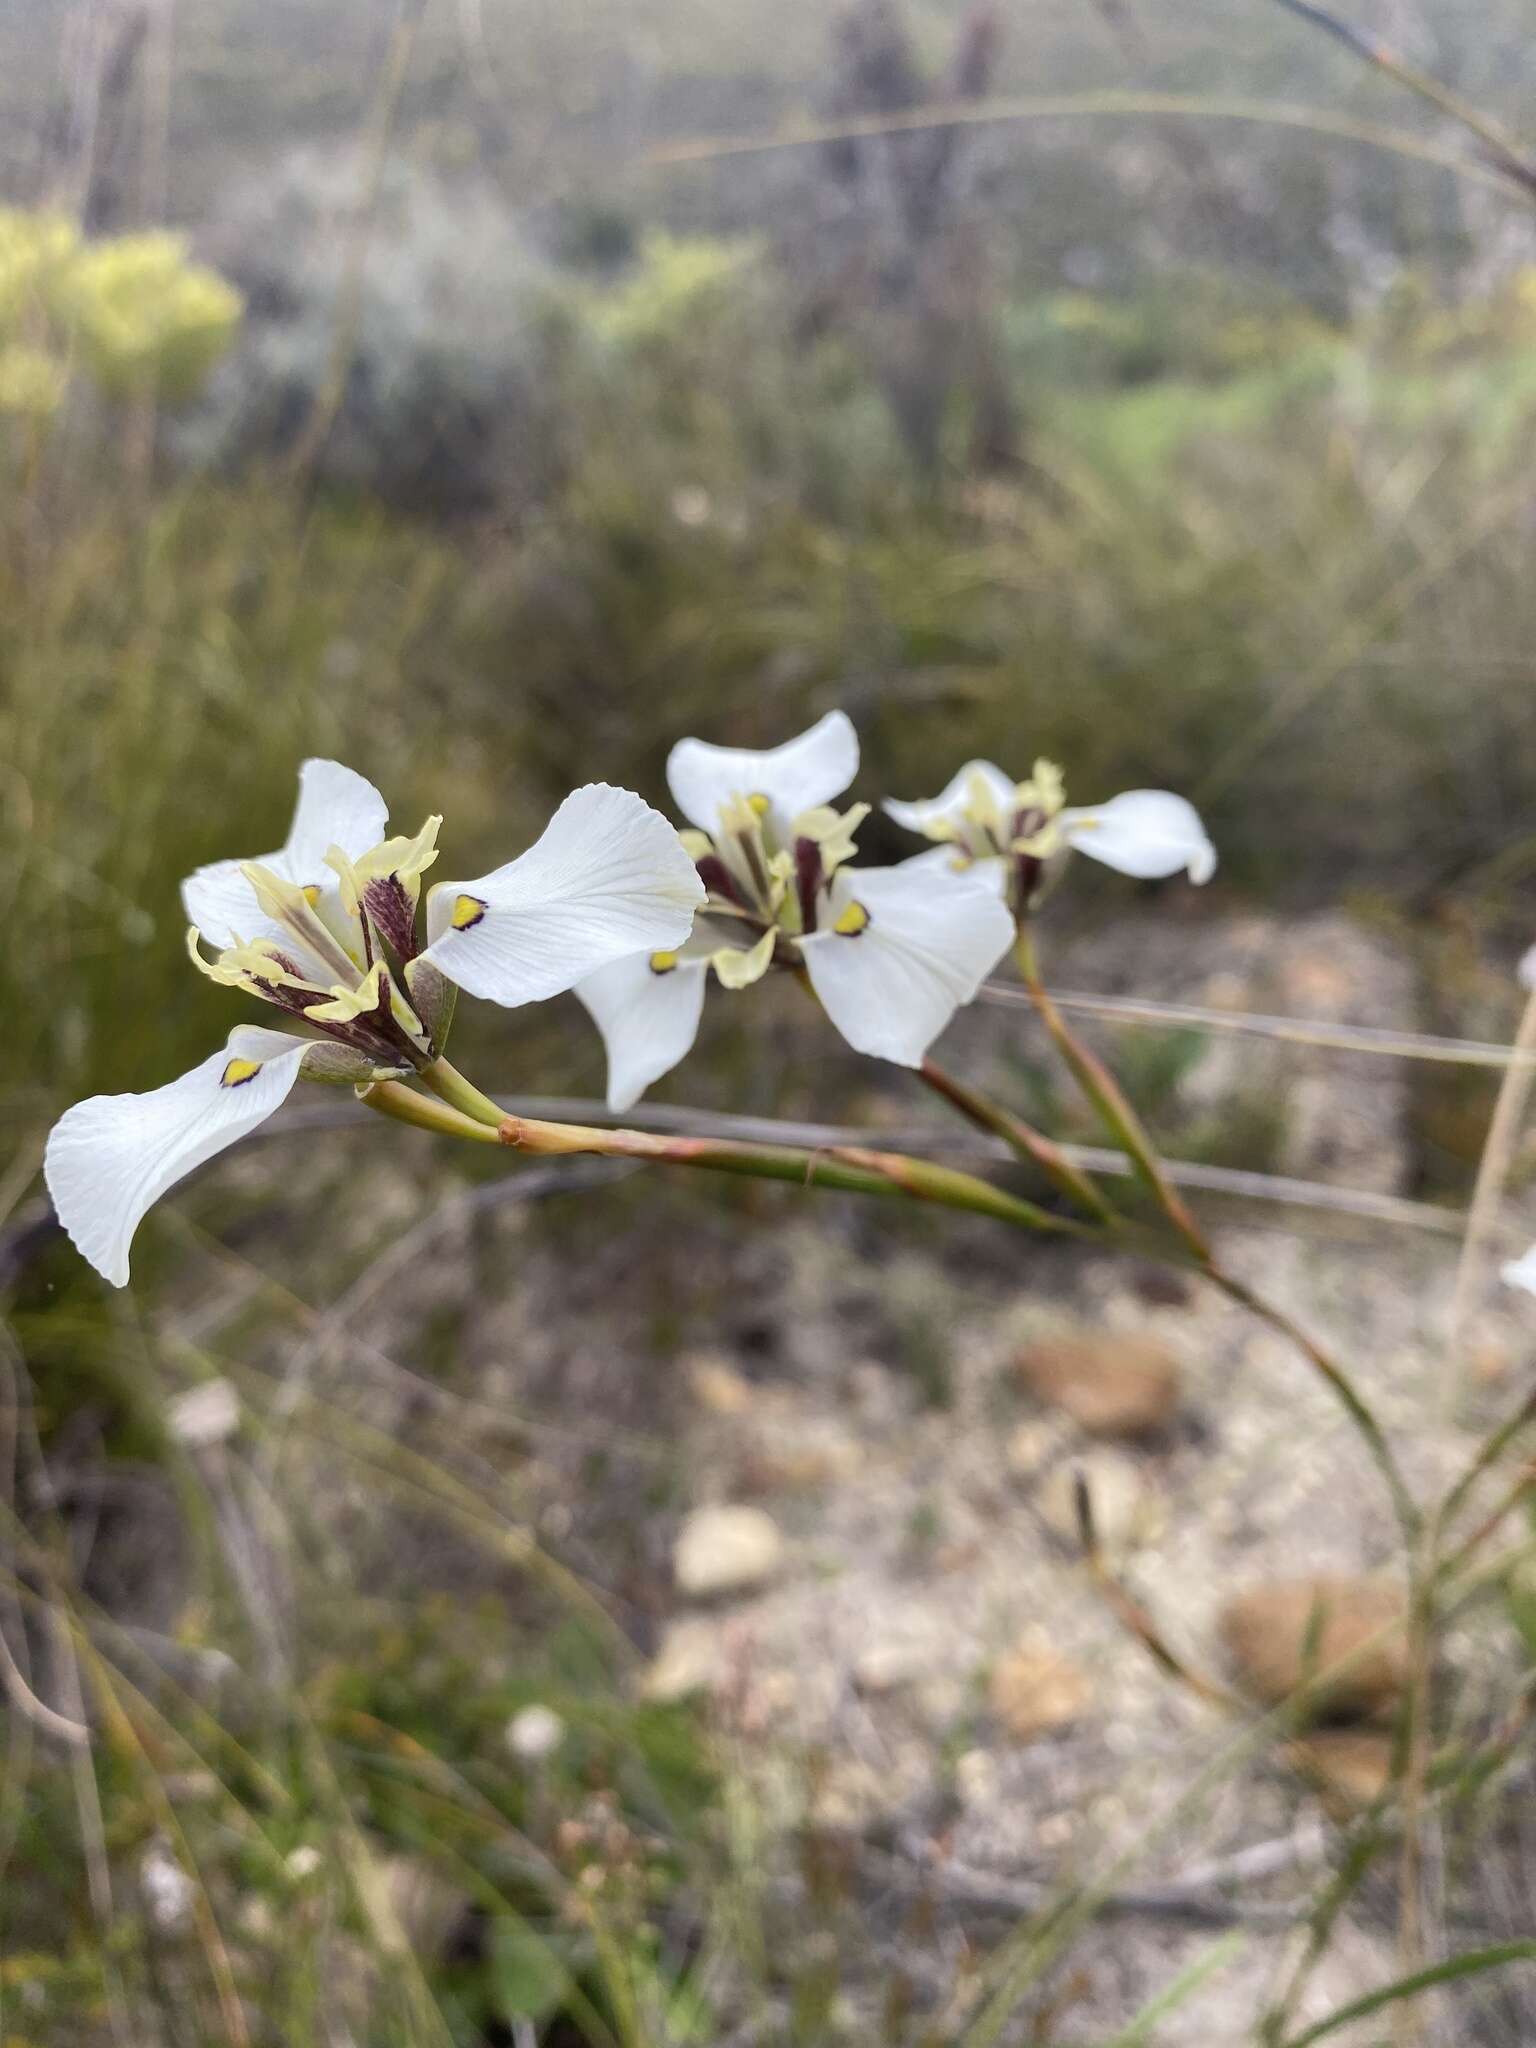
xmin=987 ymin=1646 xmax=1091 ymax=1742
xmin=914 ymin=1673 xmax=968 ymax=1725
xmin=1128 ymin=1263 xmax=1195 ymax=1309
xmin=810 ymin=1760 xmax=896 ymax=1829
xmin=1036 ymin=1810 xmax=1079 ymax=1850
xmin=688 ymin=1355 xmax=756 ymax=1415
xmin=1014 ymin=1331 xmax=1181 ymax=1438
xmin=166 ymin=1378 xmax=240 ymax=1448
xmin=741 ymin=1424 xmax=862 ymax=1495
xmin=854 ymin=1641 xmax=929 ymax=1696
xmin=674 ymin=1505 xmax=785 ymax=1597
xmin=1219 ymin=1577 xmax=1408 ymax=1721
xmin=955 ymin=1747 xmax=1000 ymax=1808
xmin=640 ymin=1619 xmax=729 ymax=1702
xmin=1287 ymin=1730 xmax=1395 ymax=1816
xmin=1467 ymin=1329 xmax=1516 ymax=1387
xmin=1005 ymin=1421 xmax=1058 ymax=1477
xmin=1038 ymin=1452 xmax=1161 ymax=1558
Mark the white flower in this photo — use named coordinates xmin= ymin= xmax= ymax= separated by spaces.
xmin=49 ymin=759 xmax=702 ymax=1284
xmin=576 ymin=713 xmax=1015 ymax=1108
xmin=666 ymin=709 xmax=859 ymax=846
xmin=1064 ymin=789 xmax=1217 ymax=885
xmin=1501 ymin=1245 xmax=1536 ymax=1296
xmin=884 ymin=756 xmax=1215 ymax=913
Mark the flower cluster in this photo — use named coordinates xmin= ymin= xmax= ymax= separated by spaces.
xmin=576 ymin=711 xmax=1017 ymax=1107
xmin=44 ymin=724 xmax=1214 ymax=1286
xmin=885 ymin=757 xmax=1214 ymax=917
xmin=47 ymin=765 xmax=702 ymax=1285
xmin=579 ymin=719 xmax=1215 ymax=1109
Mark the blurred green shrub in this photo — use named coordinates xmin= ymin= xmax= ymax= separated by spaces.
xmin=1001 ymin=272 xmax=1340 ymax=391
xmin=0 ymin=205 xmax=241 ymax=424
xmin=63 ymin=229 xmax=243 ymax=399
xmin=583 ymin=229 xmax=758 ymax=351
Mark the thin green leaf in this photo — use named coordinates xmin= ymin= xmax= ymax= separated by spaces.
xmin=1103 ymin=1931 xmax=1248 ymax=2046
xmin=1280 ymin=1942 xmax=1536 ymax=2048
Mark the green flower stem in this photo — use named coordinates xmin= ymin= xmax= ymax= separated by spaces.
xmin=420 ymin=1056 xmax=508 ymax=1126
xmin=1012 ymin=931 xmax=1420 ymax=1543
xmin=494 ymin=1117 xmax=1098 ymax=1235
xmin=363 ymin=1069 xmax=1101 ymax=1241
xmin=919 ymin=1055 xmax=1120 ymax=1225
xmin=357 ymin=1079 xmax=503 ymax=1144
xmin=1014 ymin=926 xmax=1212 ymax=1260
xmin=1168 ymin=1198 xmax=1420 ymax=1547
xmin=1437 ymin=1381 xmax=1536 ymax=1544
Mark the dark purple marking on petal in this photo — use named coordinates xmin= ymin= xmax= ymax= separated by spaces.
xmin=696 ymin=854 xmax=748 ymax=910
xmin=794 ymin=836 xmax=823 ymax=935
xmin=363 ymin=874 xmax=419 ymax=962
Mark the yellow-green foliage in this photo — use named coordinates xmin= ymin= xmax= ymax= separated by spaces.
xmin=586 ymin=230 xmax=757 ymax=351
xmin=0 ymin=340 xmax=67 ymax=416
xmin=0 ymin=205 xmax=242 ymax=417
xmin=62 ymin=228 xmax=243 ymax=398
xmin=0 ymin=207 xmax=79 ymax=326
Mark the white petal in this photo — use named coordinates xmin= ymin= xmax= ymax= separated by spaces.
xmin=44 ymin=1031 xmax=310 ymax=1287
xmin=799 ymin=863 xmax=1014 ymax=1067
xmin=420 ymin=784 xmax=705 ymax=1008
xmin=575 ymin=950 xmax=709 ymax=1111
xmin=226 ymin=1023 xmax=318 ymax=1063
xmin=666 ymin=711 xmax=858 ymax=840
xmin=1518 ymin=945 xmax=1536 ymax=992
xmin=282 ymin=758 xmax=390 ymax=883
xmin=1501 ymin=1246 xmax=1536 ymax=1297
xmin=883 ymin=759 xmax=1016 ymax=837
xmin=898 ymin=844 xmax=1011 ymax=897
xmin=181 ymin=758 xmax=389 ymax=948
xmin=1062 ymin=790 xmax=1215 ymax=884
xmin=181 ymin=851 xmax=286 ymax=952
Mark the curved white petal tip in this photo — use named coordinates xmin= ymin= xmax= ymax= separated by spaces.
xmin=666 ymin=710 xmax=858 ymax=839
xmin=799 ymin=863 xmax=1014 ymax=1066
xmin=44 ymin=1031 xmax=310 ymax=1286
xmin=181 ymin=757 xmax=389 ymax=948
xmin=883 ymin=759 xmax=1016 ymax=838
xmin=1063 ymin=790 xmax=1215 ymax=884
xmin=575 ymin=948 xmax=710 ymax=1111
xmin=1501 ymin=1246 xmax=1536 ymax=1298
xmin=422 ymin=784 xmax=704 ymax=1009
xmin=1518 ymin=945 xmax=1536 ymax=993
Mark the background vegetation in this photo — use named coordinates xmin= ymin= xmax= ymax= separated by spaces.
xmin=6 ymin=1 xmax=1536 ymax=2041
